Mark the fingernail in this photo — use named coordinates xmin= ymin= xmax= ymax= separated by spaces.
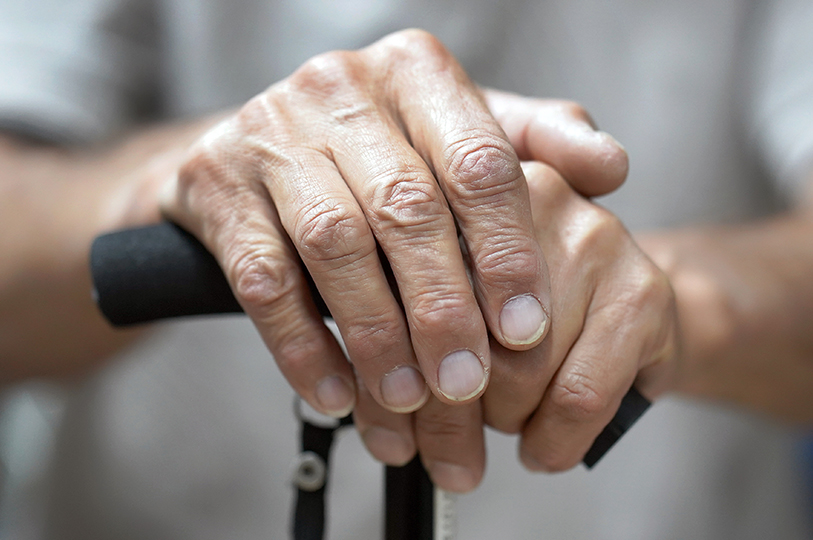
xmin=381 ymin=366 xmax=429 ymax=413
xmin=427 ymin=461 xmax=478 ymax=493
xmin=438 ymin=350 xmax=486 ymax=401
xmin=500 ymin=294 xmax=547 ymax=346
xmin=362 ymin=427 xmax=414 ymax=466
xmin=598 ymin=130 xmax=627 ymax=153
xmin=315 ymin=375 xmax=355 ymax=418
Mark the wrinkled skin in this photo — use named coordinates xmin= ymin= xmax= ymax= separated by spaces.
xmin=352 ymin=162 xmax=678 ymax=490
xmin=161 ymin=29 xmax=667 ymax=492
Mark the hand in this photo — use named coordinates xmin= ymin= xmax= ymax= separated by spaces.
xmin=160 ymin=29 xmax=628 ymax=423
xmin=483 ymin=162 xmax=679 ymax=472
xmin=351 ymin=161 xmax=675 ymax=491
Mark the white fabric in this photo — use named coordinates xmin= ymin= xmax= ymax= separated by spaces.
xmin=748 ymin=0 xmax=813 ymax=199
xmin=1 ymin=0 xmax=812 ymax=538
xmin=0 ymin=0 xmax=158 ymax=143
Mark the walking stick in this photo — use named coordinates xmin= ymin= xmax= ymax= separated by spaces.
xmin=90 ymin=222 xmax=650 ymax=540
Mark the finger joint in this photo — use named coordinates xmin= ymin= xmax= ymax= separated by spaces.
xmin=445 ymin=133 xmax=523 ymax=202
xmin=294 ymin=198 xmax=374 ymax=266
xmin=471 ymin=236 xmax=541 ymax=290
xmin=367 ymin=166 xmax=447 ymax=233
xmin=343 ymin=313 xmax=405 ymax=361
xmin=549 ymin=371 xmax=608 ymax=424
xmin=409 ymin=289 xmax=474 ymax=337
xmin=231 ymin=250 xmax=299 ymax=315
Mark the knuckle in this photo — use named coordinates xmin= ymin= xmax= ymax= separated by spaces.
xmin=377 ymin=28 xmax=450 ymax=61
xmin=177 ymin=130 xmax=237 ymax=195
xmin=230 ymin=250 xmax=299 ymax=314
xmin=610 ymin=259 xmax=675 ymax=320
xmin=274 ymin=329 xmax=329 ymax=376
xmin=624 ymin=266 xmax=679 ymax=362
xmin=445 ymin=133 xmax=523 ymax=200
xmin=235 ymin=93 xmax=278 ymax=135
xmin=472 ymin=236 xmax=541 ymax=289
xmin=179 ymin=109 xmax=291 ymax=200
xmin=233 ymin=94 xmax=300 ymax=152
xmin=368 ymin=166 xmax=447 ymax=231
xmin=635 ymin=263 xmax=674 ymax=310
xmin=588 ymin=207 xmax=625 ymax=240
xmin=651 ymin=327 xmax=679 ymax=368
xmin=343 ymin=312 xmax=404 ymax=360
xmin=409 ymin=290 xmax=473 ymax=336
xmin=293 ymin=198 xmax=373 ymax=265
xmin=524 ymin=162 xmax=569 ymax=199
xmin=556 ymin=100 xmax=593 ymax=125
xmin=524 ymin=164 xmax=579 ymax=220
xmin=288 ymin=50 xmax=362 ymax=98
xmin=567 ymin=206 xmax=625 ymax=259
xmin=238 ymin=92 xmax=270 ymax=119
xmin=549 ymin=372 xmax=608 ymax=423
xmin=224 ymin=97 xmax=303 ymax=171
xmin=176 ymin=148 xmax=215 ymax=196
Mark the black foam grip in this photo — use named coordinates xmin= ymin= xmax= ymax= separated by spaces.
xmin=90 ymin=222 xmax=329 ymax=326
xmin=90 ymin=222 xmax=649 ymax=467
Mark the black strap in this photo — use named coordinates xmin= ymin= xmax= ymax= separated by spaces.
xmin=292 ymin=414 xmax=440 ymax=540
xmin=292 ymin=412 xmax=353 ymax=540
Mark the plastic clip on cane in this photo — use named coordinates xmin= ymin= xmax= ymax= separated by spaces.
xmin=90 ymin=222 xmax=652 ymax=539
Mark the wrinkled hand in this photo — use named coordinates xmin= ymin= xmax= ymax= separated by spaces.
xmin=356 ymin=162 xmax=678 ymax=491
xmin=484 ymin=162 xmax=679 ymax=473
xmin=160 ymin=29 xmax=629 ymax=490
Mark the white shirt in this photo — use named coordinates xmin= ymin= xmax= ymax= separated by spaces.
xmin=1 ymin=0 xmax=812 ymax=538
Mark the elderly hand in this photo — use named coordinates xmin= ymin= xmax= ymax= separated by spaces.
xmin=355 ymin=161 xmax=677 ymax=491
xmin=161 ymin=29 xmax=625 ymax=412
xmin=483 ymin=162 xmax=678 ymax=472
xmin=159 ymin=29 xmax=629 ymax=490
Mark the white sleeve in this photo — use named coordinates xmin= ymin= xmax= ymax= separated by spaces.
xmin=0 ymin=0 xmax=160 ymax=144
xmin=747 ymin=0 xmax=813 ymax=201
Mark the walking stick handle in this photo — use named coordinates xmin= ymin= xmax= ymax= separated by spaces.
xmin=91 ymin=221 xmax=324 ymax=324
